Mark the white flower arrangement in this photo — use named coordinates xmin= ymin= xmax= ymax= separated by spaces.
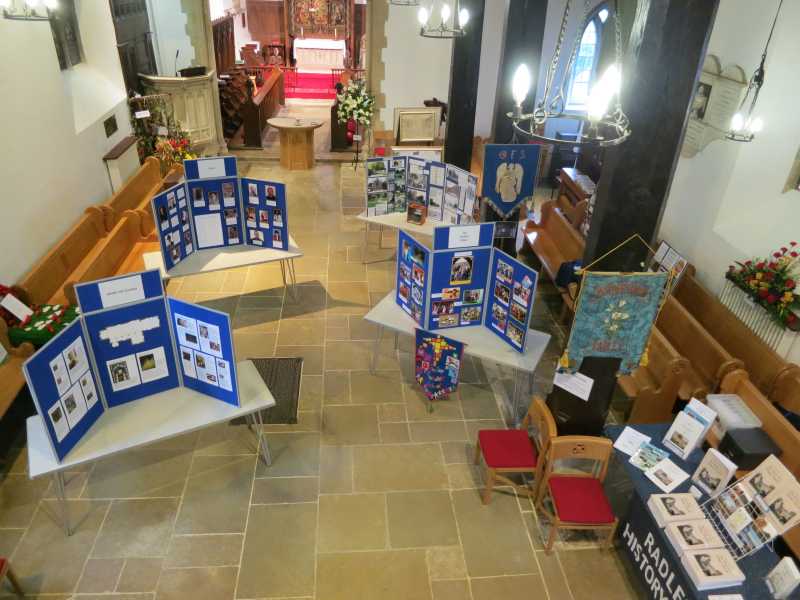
xmin=336 ymin=79 xmax=376 ymax=128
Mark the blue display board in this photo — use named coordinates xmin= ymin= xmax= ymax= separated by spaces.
xmin=168 ymin=298 xmax=239 ymax=406
xmin=433 ymin=223 xmax=495 ymax=251
xmin=23 ymin=320 xmax=105 ymax=461
xmin=183 ymin=156 xmax=238 ymax=180
xmin=426 ymin=245 xmax=492 ymax=331
xmin=415 ymin=329 xmax=465 ymax=401
xmin=396 ymin=230 xmax=431 ymax=326
xmin=241 ymin=178 xmax=289 ymax=251
xmin=83 ymin=297 xmax=180 ymax=407
xmin=152 ymin=184 xmax=195 ymax=270
xmin=186 ymin=177 xmax=243 ymax=250
xmin=484 ymin=249 xmax=538 ymax=352
xmin=75 ymin=270 xmax=164 ymax=313
xmin=481 ymin=144 xmax=541 ymax=217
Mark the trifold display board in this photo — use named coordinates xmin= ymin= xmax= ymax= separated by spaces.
xmin=366 ymin=156 xmax=478 ymax=224
xmin=395 ymin=224 xmax=538 ymax=353
xmin=23 ymin=270 xmax=238 ymax=462
xmin=151 ymin=156 xmax=289 ymax=272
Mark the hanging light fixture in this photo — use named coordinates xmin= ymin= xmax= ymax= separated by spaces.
xmin=508 ymin=0 xmax=630 ymax=147
xmin=2 ymin=0 xmax=56 ymax=20
xmin=418 ymin=1 xmax=468 ymax=39
xmin=726 ymin=0 xmax=783 ymax=142
xmin=389 ymin=0 xmax=420 ymax=6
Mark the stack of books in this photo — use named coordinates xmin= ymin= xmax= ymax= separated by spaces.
xmin=681 ymin=548 xmax=745 ymax=591
xmin=648 ymin=493 xmax=705 ymax=528
xmin=664 ymin=518 xmax=725 ymax=553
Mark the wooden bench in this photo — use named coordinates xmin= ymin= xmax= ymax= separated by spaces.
xmin=61 ymin=212 xmax=158 ymax=305
xmin=0 ymin=321 xmax=34 ymax=420
xmin=655 ymin=295 xmax=743 ymax=399
xmin=674 ymin=273 xmax=799 ymax=396
xmin=618 ymin=328 xmax=690 ymax=423
xmin=16 ymin=210 xmax=108 ymax=305
xmin=524 ymin=201 xmax=586 ymax=317
xmin=771 ymin=368 xmax=800 ymax=415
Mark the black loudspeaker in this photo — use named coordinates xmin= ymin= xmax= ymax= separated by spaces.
xmin=546 ymin=356 xmax=621 ymax=436
xmin=179 ymin=66 xmax=207 ymax=78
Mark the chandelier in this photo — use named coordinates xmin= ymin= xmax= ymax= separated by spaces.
xmin=2 ymin=0 xmax=57 ymax=21
xmin=389 ymin=0 xmax=420 ymax=5
xmin=726 ymin=0 xmax=784 ymax=142
xmin=417 ymin=1 xmax=469 ymax=39
xmin=508 ymin=0 xmax=630 ymax=147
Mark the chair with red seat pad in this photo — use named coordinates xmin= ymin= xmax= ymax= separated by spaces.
xmin=535 ymin=435 xmax=618 ymax=553
xmin=0 ymin=557 xmax=23 ymax=597
xmin=473 ymin=396 xmax=557 ymax=505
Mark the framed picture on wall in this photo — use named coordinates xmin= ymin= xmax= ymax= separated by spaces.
xmin=393 ymin=107 xmax=442 ymax=144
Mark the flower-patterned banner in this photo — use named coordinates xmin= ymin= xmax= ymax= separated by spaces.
xmin=561 ymin=271 xmax=669 ymax=374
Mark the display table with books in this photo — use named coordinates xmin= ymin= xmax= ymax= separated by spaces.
xmin=607 ymin=423 xmax=786 ymax=599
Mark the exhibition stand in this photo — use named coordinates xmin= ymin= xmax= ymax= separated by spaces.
xmin=365 ymin=292 xmax=550 ymax=422
xmin=22 ymin=269 xmax=276 ymax=536
xmin=149 ymin=156 xmax=301 ymax=298
xmin=607 ymin=424 xmax=783 ymax=599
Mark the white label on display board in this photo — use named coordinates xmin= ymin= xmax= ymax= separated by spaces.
xmin=0 ymin=293 xmax=33 ymax=321
xmin=448 ymin=225 xmax=481 ymax=249
xmin=197 ymin=158 xmax=226 ymax=179
xmin=98 ymin=275 xmax=145 ymax=309
xmin=195 ymin=214 xmax=224 ymax=248
xmin=134 ymin=110 xmax=151 ymax=119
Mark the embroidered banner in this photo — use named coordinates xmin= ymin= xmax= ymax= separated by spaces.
xmin=481 ymin=144 xmax=541 ymax=218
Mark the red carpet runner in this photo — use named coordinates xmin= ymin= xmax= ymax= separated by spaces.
xmin=285 ymin=72 xmax=337 ymax=100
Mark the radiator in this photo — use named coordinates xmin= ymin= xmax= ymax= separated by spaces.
xmin=718 ymin=279 xmax=799 ymax=359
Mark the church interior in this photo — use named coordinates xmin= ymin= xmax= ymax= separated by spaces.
xmin=1 ymin=0 xmax=800 ymax=599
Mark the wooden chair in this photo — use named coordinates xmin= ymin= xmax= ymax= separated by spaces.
xmin=474 ymin=396 xmax=557 ymax=505
xmin=0 ymin=557 xmax=23 ymax=597
xmin=536 ymin=436 xmax=618 ymax=553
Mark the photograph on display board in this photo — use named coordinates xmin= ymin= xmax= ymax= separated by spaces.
xmin=407 ymin=157 xmax=427 ymax=190
xmin=208 ymin=189 xmax=221 ymax=211
xmin=484 ymin=248 xmax=538 ymax=352
xmin=450 ymin=255 xmax=473 ymax=285
xmin=563 ymin=271 xmax=668 ymax=373
xmin=248 ymin=182 xmax=259 ymax=203
xmin=222 ymin=182 xmax=236 ymax=207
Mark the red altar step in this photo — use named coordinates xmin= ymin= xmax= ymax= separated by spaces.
xmin=285 ymin=72 xmax=337 ymax=100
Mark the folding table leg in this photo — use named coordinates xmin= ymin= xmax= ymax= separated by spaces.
xmin=362 ymin=223 xmax=369 ymax=264
xmin=288 ymin=258 xmax=299 ymax=301
xmin=53 ymin=471 xmax=71 ymax=536
xmin=250 ymin=409 xmax=272 ymax=466
xmin=393 ymin=332 xmax=399 ymax=351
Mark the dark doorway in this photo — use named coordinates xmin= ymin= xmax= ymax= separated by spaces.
xmin=109 ymin=0 xmax=158 ymax=95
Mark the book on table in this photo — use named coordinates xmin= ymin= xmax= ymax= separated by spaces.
xmin=663 ymin=410 xmax=707 ymax=460
xmin=681 ymin=548 xmax=745 ymax=591
xmin=692 ymin=448 xmax=738 ymax=497
xmin=665 ymin=518 xmax=726 ymax=553
xmin=648 ymin=493 xmax=705 ymax=528
xmin=645 ymin=458 xmax=690 ymax=493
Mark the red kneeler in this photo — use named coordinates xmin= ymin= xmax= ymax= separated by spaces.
xmin=0 ymin=558 xmax=23 ymax=597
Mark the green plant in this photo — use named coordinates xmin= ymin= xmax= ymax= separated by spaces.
xmin=727 ymin=242 xmax=800 ymax=329
xmin=129 ymin=95 xmax=194 ymax=173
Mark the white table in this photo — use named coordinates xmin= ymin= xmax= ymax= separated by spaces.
xmin=294 ymin=38 xmax=346 ymax=70
xmin=356 ymin=211 xmax=438 ymax=264
xmin=28 ymin=360 xmax=276 ymax=535
xmin=144 ymin=237 xmax=302 ymax=299
xmin=364 ymin=292 xmax=551 ymax=422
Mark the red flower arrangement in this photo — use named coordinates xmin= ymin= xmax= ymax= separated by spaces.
xmin=727 ymin=242 xmax=800 ymax=330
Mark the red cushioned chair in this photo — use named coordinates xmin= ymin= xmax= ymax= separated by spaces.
xmin=0 ymin=557 xmax=23 ymax=597
xmin=536 ymin=435 xmax=618 ymax=553
xmin=474 ymin=396 xmax=557 ymax=505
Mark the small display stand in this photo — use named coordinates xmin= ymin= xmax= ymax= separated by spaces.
xmin=23 ymin=270 xmax=276 ymax=535
xmin=149 ymin=156 xmax=301 ymax=297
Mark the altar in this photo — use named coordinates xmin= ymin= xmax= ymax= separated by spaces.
xmin=294 ymin=38 xmax=346 ymax=71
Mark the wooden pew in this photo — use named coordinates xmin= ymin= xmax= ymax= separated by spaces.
xmin=655 ymin=296 xmax=743 ymax=399
xmin=0 ymin=320 xmax=35 ymax=420
xmin=618 ymin=328 xmax=690 ymax=423
xmin=771 ymin=368 xmax=800 ymax=415
xmin=710 ymin=369 xmax=800 ymax=556
xmin=16 ymin=210 xmax=108 ymax=305
xmin=674 ymin=273 xmax=798 ymax=395
xmin=62 ymin=212 xmax=158 ymax=305
xmin=524 ymin=201 xmax=586 ymax=316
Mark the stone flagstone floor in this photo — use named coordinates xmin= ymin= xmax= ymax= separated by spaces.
xmin=0 ymin=160 xmax=644 ymax=599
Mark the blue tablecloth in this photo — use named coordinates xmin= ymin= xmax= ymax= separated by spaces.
xmin=606 ymin=424 xmax=786 ymax=600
